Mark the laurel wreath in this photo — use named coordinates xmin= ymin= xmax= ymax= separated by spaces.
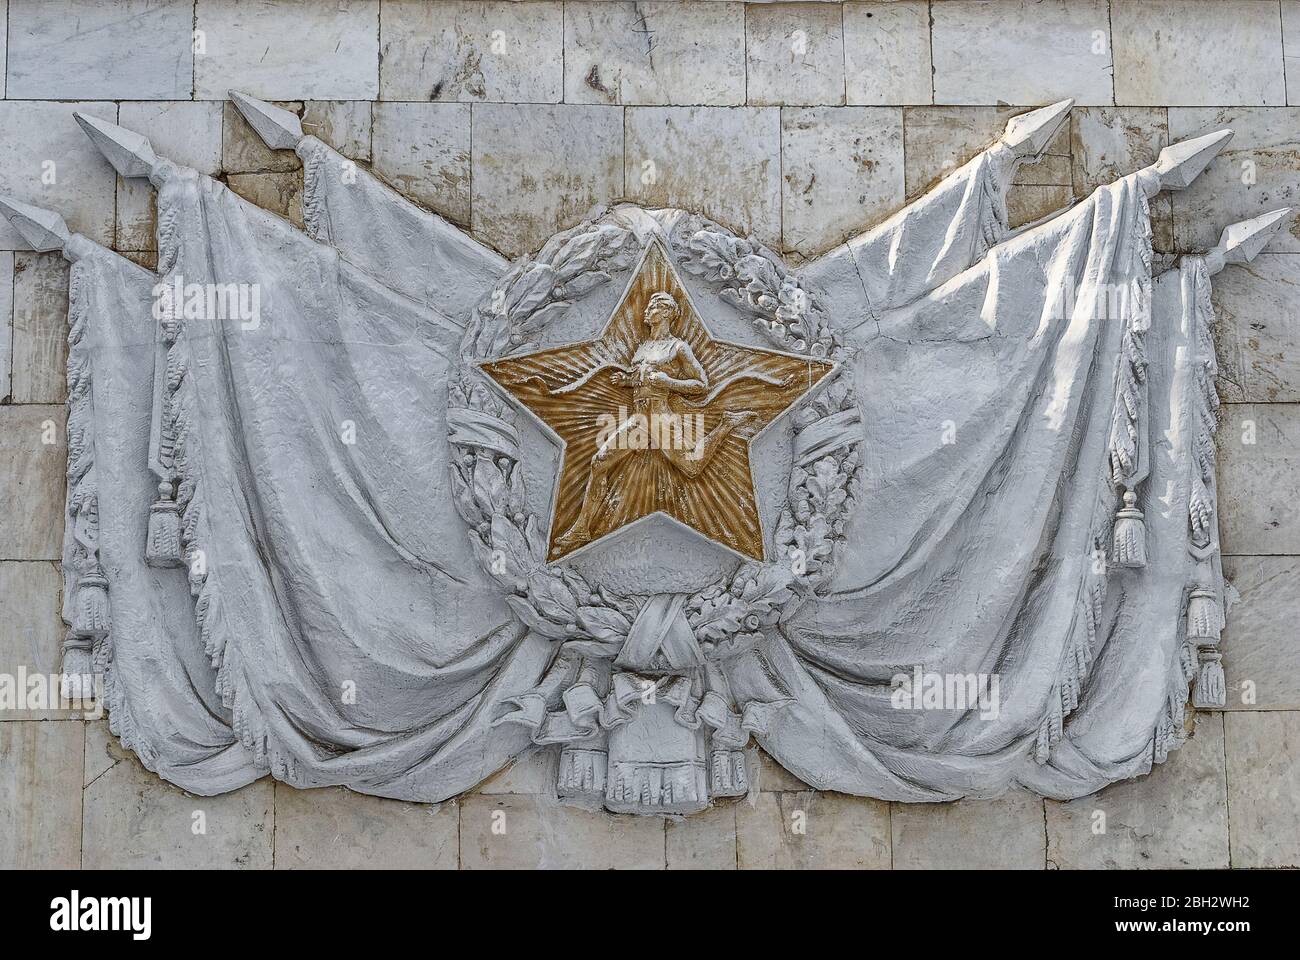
xmin=447 ymin=215 xmax=862 ymax=662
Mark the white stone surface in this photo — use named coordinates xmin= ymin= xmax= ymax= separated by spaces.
xmin=625 ymin=106 xmax=782 ymax=246
xmin=1221 ymin=556 xmax=1300 ymax=710
xmin=371 ymin=102 xmax=472 ymax=226
xmin=0 ymin=721 xmax=83 ymax=869
xmin=781 ymin=106 xmax=905 ymax=259
xmin=1212 ymin=254 xmax=1300 ymax=402
xmin=1113 ymin=0 xmax=1286 ymax=107
xmin=116 ymin=102 xmax=224 ymax=251
xmin=0 ymin=0 xmax=8 ymax=100
xmin=667 ymin=802 xmax=737 ymax=869
xmin=302 ymin=101 xmax=372 ymax=162
xmin=460 ymin=796 xmax=665 ymax=868
xmin=1286 ymin=1 xmax=1300 ymax=106
xmin=194 ymin=0 xmax=380 ymax=100
xmin=1169 ymin=108 xmax=1300 ymax=255
xmin=0 ymin=405 xmax=65 ymax=561
xmin=1046 ymin=716 xmax=1230 ymax=869
xmin=11 ymin=252 xmax=68 ymax=404
xmin=0 ymin=102 xmax=118 ymax=251
xmin=844 ymin=0 xmax=931 ymax=106
xmin=892 ymin=790 xmax=1046 ymax=869
xmin=472 ymin=103 xmax=623 ymax=257
xmin=81 ymin=722 xmax=274 ymax=869
xmin=745 ymin=1 xmax=845 ymax=106
xmin=931 ymin=0 xmax=1113 ymax=106
xmin=0 ymin=251 xmax=11 ymax=401
xmin=380 ymin=0 xmax=563 ymax=103
xmin=274 ymin=785 xmax=459 ymax=869
xmin=0 ymin=562 xmax=75 ymax=720
xmin=564 ymin=1 xmax=745 ymax=106
xmin=737 ymin=792 xmax=891 ymax=868
xmin=1216 ymin=403 xmax=1300 ymax=555
xmin=1225 ymin=711 xmax=1300 ymax=867
xmin=6 ymin=0 xmax=192 ymax=100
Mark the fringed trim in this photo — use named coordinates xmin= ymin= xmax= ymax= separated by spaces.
xmin=977 ymin=144 xmax=1015 ymax=259
xmin=153 ymin=171 xmax=271 ymax=775
xmin=1037 ymin=183 xmax=1155 ymax=764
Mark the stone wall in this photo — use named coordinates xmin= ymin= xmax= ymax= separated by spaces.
xmin=1 ymin=0 xmax=1297 ymax=869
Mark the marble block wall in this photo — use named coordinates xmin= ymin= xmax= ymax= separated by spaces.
xmin=2 ymin=0 xmax=1298 ymax=870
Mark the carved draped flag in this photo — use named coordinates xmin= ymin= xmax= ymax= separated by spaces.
xmin=4 ymin=95 xmax=1287 ymax=815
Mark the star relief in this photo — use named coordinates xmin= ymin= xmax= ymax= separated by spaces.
xmin=480 ymin=241 xmax=836 ymax=563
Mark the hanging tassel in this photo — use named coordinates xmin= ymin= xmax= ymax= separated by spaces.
xmin=145 ymin=479 xmax=183 ymax=567
xmin=1187 ymin=585 xmax=1225 ymax=708
xmin=1112 ymin=489 xmax=1147 ymax=568
xmin=709 ymin=749 xmax=749 ymax=797
xmin=70 ymin=565 xmax=110 ymax=639
xmin=59 ymin=643 xmax=97 ymax=701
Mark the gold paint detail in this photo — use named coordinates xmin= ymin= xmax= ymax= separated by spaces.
xmin=481 ymin=243 xmax=835 ymax=562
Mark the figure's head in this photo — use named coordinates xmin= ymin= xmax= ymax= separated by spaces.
xmin=644 ymin=292 xmax=680 ymax=335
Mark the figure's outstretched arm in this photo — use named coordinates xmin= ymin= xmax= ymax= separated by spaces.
xmin=805 ymin=99 xmax=1074 ymax=326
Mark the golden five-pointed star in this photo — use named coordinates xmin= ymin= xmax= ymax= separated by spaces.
xmin=481 ymin=242 xmax=835 ymax=562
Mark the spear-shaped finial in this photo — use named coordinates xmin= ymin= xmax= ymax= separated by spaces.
xmin=1001 ymin=99 xmax=1074 ymax=159
xmin=74 ymin=112 xmax=159 ymax=179
xmin=1148 ymin=129 xmax=1233 ymax=191
xmin=1205 ymin=207 xmax=1293 ymax=275
xmin=229 ymin=90 xmax=304 ymax=150
xmin=0 ymin=195 xmax=72 ymax=253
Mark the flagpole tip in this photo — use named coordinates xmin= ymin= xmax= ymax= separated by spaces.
xmin=74 ymin=112 xmax=159 ymax=179
xmin=0 ymin=194 xmax=71 ymax=252
xmin=229 ymin=91 xmax=304 ymax=150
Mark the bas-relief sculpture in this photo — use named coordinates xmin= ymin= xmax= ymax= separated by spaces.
xmin=2 ymin=91 xmax=1291 ymax=816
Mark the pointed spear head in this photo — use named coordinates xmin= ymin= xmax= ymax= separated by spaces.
xmin=1217 ymin=208 xmax=1293 ymax=265
xmin=1002 ymin=99 xmax=1074 ymax=159
xmin=1153 ymin=129 xmax=1233 ymax=190
xmin=74 ymin=112 xmax=159 ymax=179
xmin=0 ymin=195 xmax=71 ymax=252
xmin=229 ymin=91 xmax=304 ymax=150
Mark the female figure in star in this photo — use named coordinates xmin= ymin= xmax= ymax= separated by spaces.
xmin=555 ymin=291 xmax=756 ymax=550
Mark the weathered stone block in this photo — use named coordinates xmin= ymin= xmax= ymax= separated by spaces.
xmin=1286 ymin=2 xmax=1300 ymax=106
xmin=931 ymin=0 xmax=1113 ymax=106
xmin=475 ymin=746 xmax=555 ymax=794
xmin=194 ymin=0 xmax=380 ymax=100
xmin=1221 ymin=556 xmax=1300 ymax=711
xmin=460 ymin=795 xmax=665 ymax=869
xmin=736 ymin=791 xmax=890 ymax=868
xmin=843 ymin=1 xmax=931 ymax=106
xmin=1070 ymin=107 xmax=1173 ymax=252
xmin=781 ymin=106 xmax=904 ymax=260
xmin=1225 ymin=711 xmax=1300 ymax=867
xmin=1169 ymin=108 xmax=1300 ymax=255
xmin=1215 ymin=403 xmax=1300 ymax=555
xmin=0 ymin=102 xmax=117 ymax=251
xmin=667 ymin=801 xmax=737 ymax=869
xmin=226 ymin=173 xmax=304 ymax=229
xmin=1 ymin=252 xmax=12 ymax=401
xmin=892 ymin=790 xmax=1046 ymax=869
xmin=273 ymin=784 xmax=458 ymax=869
xmin=302 ymin=101 xmax=372 ymax=162
xmin=0 ymin=405 xmax=66 ymax=561
xmin=625 ymin=106 xmax=782 ymax=248
xmin=1212 ymin=254 xmax=1300 ymax=403
xmin=223 ymin=100 xmax=303 ymax=175
xmin=379 ymin=0 xmax=562 ymax=103
xmin=10 ymin=252 xmax=68 ymax=404
xmin=82 ymin=721 xmax=273 ymax=869
xmin=472 ymin=103 xmax=623 ymax=259
xmin=116 ymin=101 xmax=224 ymax=252
xmin=0 ymin=720 xmax=83 ymax=869
xmin=756 ymin=747 xmax=809 ymax=792
xmin=6 ymin=0 xmax=192 ymax=100
xmin=0 ymin=561 xmax=73 ymax=720
xmin=1045 ymin=715 xmax=1229 ymax=869
xmin=1113 ymin=0 xmax=1286 ymax=107
xmin=371 ymin=102 xmax=472 ymax=226
xmin=564 ymin=1 xmax=745 ymax=106
xmin=745 ymin=2 xmax=845 ymax=106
